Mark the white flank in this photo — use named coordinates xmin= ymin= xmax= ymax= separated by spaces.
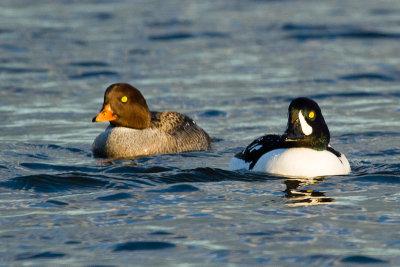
xmin=249 ymin=148 xmax=351 ymax=178
xmin=299 ymin=111 xmax=312 ymax=136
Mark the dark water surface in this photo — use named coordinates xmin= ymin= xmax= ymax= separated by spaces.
xmin=1 ymin=0 xmax=400 ymax=266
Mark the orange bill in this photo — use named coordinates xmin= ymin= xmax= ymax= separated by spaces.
xmin=93 ymin=104 xmax=117 ymax=122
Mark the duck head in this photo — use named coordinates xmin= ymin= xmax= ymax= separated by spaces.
xmin=92 ymin=83 xmax=151 ymax=129
xmin=284 ymin=97 xmax=330 ymax=150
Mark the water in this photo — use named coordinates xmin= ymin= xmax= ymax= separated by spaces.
xmin=1 ymin=0 xmax=400 ymax=265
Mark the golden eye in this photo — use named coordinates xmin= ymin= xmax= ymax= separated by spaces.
xmin=121 ymin=96 xmax=128 ymax=103
xmin=309 ymin=111 xmax=315 ymax=119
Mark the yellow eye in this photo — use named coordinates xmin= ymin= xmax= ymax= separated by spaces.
xmin=121 ymin=96 xmax=128 ymax=103
xmin=309 ymin=111 xmax=315 ymax=119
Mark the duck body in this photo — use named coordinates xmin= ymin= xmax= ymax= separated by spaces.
xmin=92 ymin=83 xmax=211 ymax=158
xmin=229 ymin=138 xmax=350 ymax=178
xmin=229 ymin=98 xmax=351 ymax=178
xmin=93 ymin=111 xmax=211 ymax=158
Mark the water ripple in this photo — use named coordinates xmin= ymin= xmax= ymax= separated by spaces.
xmin=15 ymin=251 xmax=66 ymax=260
xmin=350 ymin=174 xmax=400 ymax=183
xmin=151 ymin=167 xmax=278 ymax=184
xmin=20 ymin=162 xmax=99 ymax=173
xmin=339 ymin=255 xmax=388 ymax=264
xmin=113 ymin=241 xmax=176 ymax=251
xmin=128 ymin=48 xmax=150 ymax=55
xmin=93 ymin=12 xmax=114 ymax=21
xmin=146 ymin=19 xmax=192 ymax=27
xmin=68 ymin=71 xmax=119 ymax=79
xmin=198 ymin=110 xmax=227 ymax=118
xmin=96 ymin=192 xmax=133 ymax=201
xmin=0 ymin=173 xmax=110 ymax=192
xmin=284 ymin=23 xmax=400 ymax=40
xmin=0 ymin=44 xmax=27 ymax=52
xmin=146 ymin=184 xmax=200 ymax=193
xmin=339 ymin=73 xmax=395 ymax=81
xmin=105 ymin=165 xmax=174 ymax=174
xmin=0 ymin=167 xmax=282 ymax=193
xmin=68 ymin=61 xmax=110 ymax=67
xmin=0 ymin=67 xmax=48 ymax=74
xmin=46 ymin=199 xmax=69 ymax=206
xmin=148 ymin=32 xmax=229 ymax=41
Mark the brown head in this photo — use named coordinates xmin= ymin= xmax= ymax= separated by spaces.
xmin=92 ymin=83 xmax=151 ymax=129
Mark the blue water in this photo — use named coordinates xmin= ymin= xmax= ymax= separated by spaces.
xmin=1 ymin=0 xmax=400 ymax=265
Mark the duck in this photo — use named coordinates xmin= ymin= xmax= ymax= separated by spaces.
xmin=92 ymin=83 xmax=211 ymax=158
xmin=229 ymin=97 xmax=351 ymax=178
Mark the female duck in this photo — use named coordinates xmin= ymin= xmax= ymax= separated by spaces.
xmin=229 ymin=97 xmax=351 ymax=178
xmin=92 ymin=83 xmax=211 ymax=158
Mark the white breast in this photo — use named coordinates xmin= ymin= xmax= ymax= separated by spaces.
xmin=230 ymin=148 xmax=351 ymax=178
xmin=255 ymin=148 xmax=350 ymax=178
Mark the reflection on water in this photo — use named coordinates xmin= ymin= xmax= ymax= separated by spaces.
xmin=284 ymin=177 xmax=333 ymax=207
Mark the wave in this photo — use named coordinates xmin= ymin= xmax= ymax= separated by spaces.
xmin=283 ymin=23 xmax=400 ymax=40
xmin=339 ymin=73 xmax=395 ymax=81
xmin=15 ymin=252 xmax=66 ymax=261
xmin=67 ymin=61 xmax=110 ymax=67
xmin=0 ymin=173 xmax=110 ymax=192
xmin=0 ymin=66 xmax=47 ymax=74
xmin=2 ymin=157 xmax=399 ymax=192
xmin=113 ymin=241 xmax=176 ymax=251
xmin=146 ymin=19 xmax=192 ymax=28
xmin=68 ymin=71 xmax=119 ymax=79
xmin=148 ymin=32 xmax=229 ymax=41
xmin=0 ymin=166 xmax=279 ymax=192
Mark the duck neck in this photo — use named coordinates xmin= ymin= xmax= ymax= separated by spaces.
xmin=130 ymin=106 xmax=151 ymax=129
xmin=110 ymin=105 xmax=151 ymax=129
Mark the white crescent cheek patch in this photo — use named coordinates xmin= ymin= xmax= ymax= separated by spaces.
xmin=299 ymin=111 xmax=313 ymax=136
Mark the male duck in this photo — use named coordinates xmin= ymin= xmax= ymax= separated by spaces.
xmin=229 ymin=97 xmax=351 ymax=178
xmin=92 ymin=83 xmax=211 ymax=158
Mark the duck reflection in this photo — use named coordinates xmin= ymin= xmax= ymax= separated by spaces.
xmin=283 ymin=177 xmax=333 ymax=206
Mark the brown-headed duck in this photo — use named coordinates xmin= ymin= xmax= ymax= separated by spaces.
xmin=92 ymin=83 xmax=211 ymax=158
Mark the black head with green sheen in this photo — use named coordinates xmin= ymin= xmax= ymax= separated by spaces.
xmin=284 ymin=97 xmax=330 ymax=150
